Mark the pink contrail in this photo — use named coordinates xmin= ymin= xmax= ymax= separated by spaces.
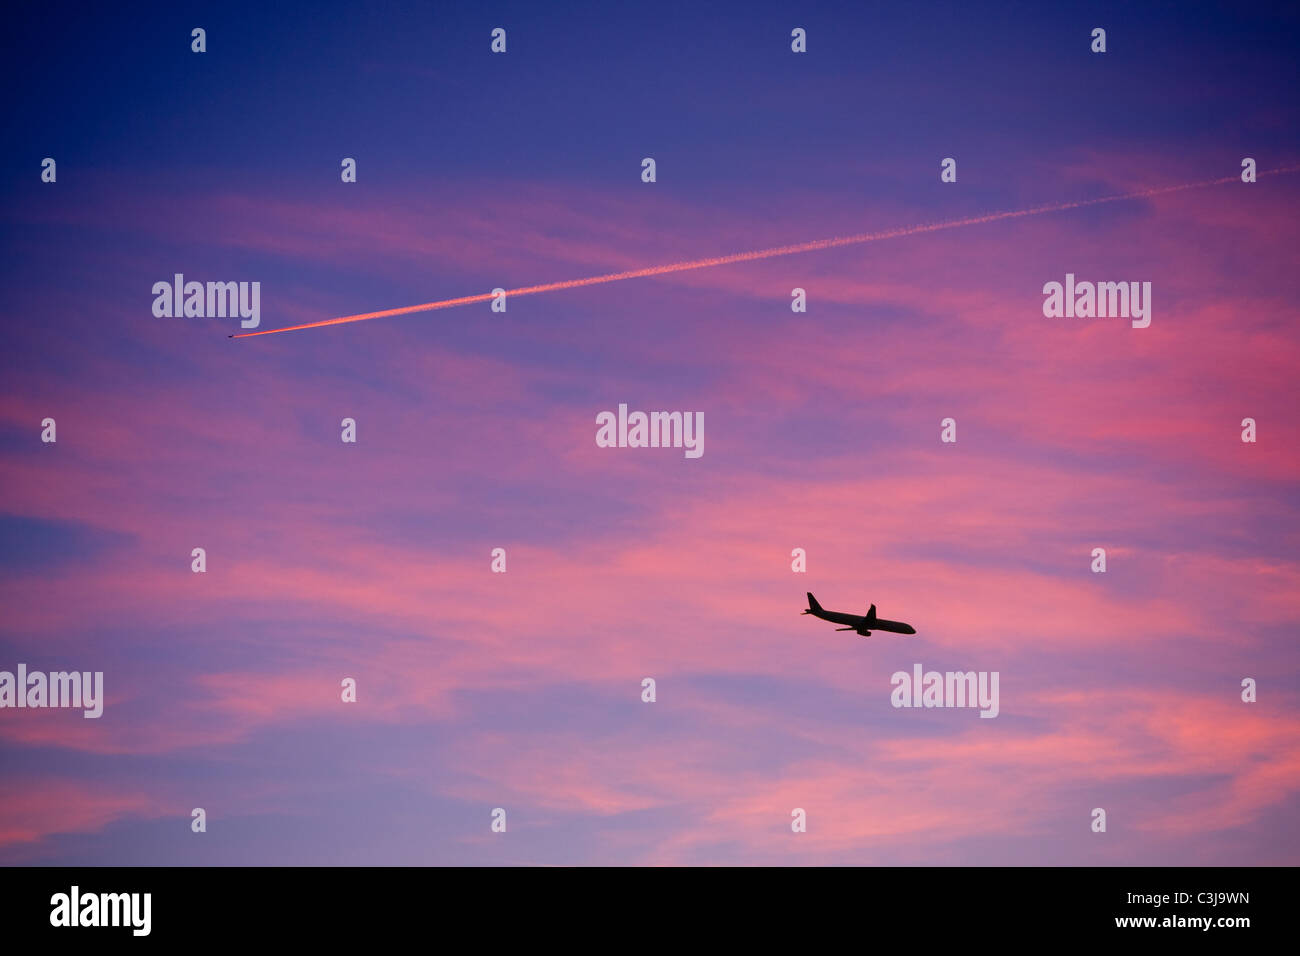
xmin=232 ymin=165 xmax=1298 ymax=339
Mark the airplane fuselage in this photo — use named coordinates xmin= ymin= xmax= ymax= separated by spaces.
xmin=810 ymin=608 xmax=915 ymax=634
xmin=803 ymin=593 xmax=916 ymax=635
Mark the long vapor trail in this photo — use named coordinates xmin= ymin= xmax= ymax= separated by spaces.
xmin=232 ymin=165 xmax=1298 ymax=339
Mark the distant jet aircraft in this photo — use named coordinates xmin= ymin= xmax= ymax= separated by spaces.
xmin=802 ymin=593 xmax=916 ymax=636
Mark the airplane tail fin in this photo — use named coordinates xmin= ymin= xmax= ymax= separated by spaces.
xmin=806 ymin=592 xmax=822 ymax=614
xmin=865 ymin=603 xmax=877 ymax=624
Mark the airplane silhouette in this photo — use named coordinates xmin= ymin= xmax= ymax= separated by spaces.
xmin=802 ymin=593 xmax=916 ymax=636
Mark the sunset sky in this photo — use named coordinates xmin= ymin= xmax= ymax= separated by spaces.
xmin=1 ymin=1 xmax=1298 ymax=865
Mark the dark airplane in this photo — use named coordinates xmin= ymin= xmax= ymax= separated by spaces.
xmin=802 ymin=593 xmax=916 ymax=636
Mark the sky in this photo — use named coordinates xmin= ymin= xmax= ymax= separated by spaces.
xmin=1 ymin=1 xmax=1298 ymax=865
